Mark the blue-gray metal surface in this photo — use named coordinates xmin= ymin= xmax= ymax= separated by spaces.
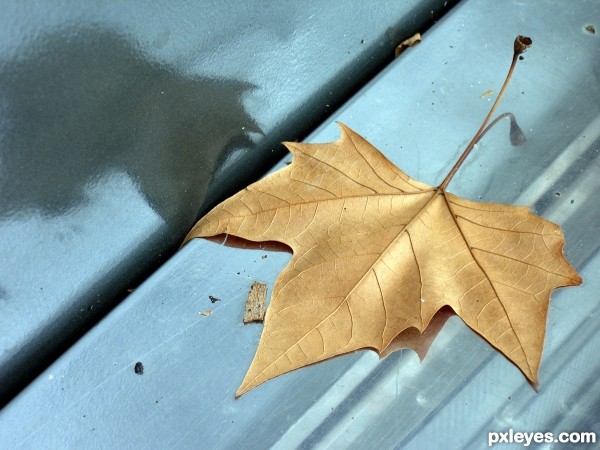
xmin=2 ymin=0 xmax=599 ymax=448
xmin=0 ymin=0 xmax=452 ymax=405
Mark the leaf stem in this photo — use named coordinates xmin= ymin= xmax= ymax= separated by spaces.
xmin=439 ymin=35 xmax=532 ymax=192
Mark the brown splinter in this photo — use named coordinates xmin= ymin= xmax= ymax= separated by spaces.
xmin=244 ymin=282 xmax=268 ymax=323
xmin=439 ymin=35 xmax=532 ymax=191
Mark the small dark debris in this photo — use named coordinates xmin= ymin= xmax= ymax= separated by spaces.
xmin=555 ymin=192 xmax=561 ymax=197
xmin=585 ymin=24 xmax=596 ymax=34
xmin=519 ymin=55 xmax=524 ymax=60
xmin=360 ymin=39 xmax=365 ymax=44
xmin=261 ymin=255 xmax=267 ymax=259
xmin=208 ymin=295 xmax=221 ymax=304
xmin=134 ymin=361 xmax=144 ymax=375
xmin=571 ymin=199 xmax=575 ymax=204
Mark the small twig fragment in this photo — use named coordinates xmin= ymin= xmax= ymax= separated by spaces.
xmin=243 ymin=282 xmax=268 ymax=323
xmin=480 ymin=89 xmax=494 ymax=99
xmin=395 ymin=33 xmax=421 ymax=57
xmin=200 ymin=310 xmax=212 ymax=317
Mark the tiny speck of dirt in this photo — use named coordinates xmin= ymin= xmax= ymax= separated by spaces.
xmin=585 ymin=24 xmax=596 ymax=34
xmin=360 ymin=39 xmax=365 ymax=44
xmin=555 ymin=192 xmax=561 ymax=197
xmin=134 ymin=361 xmax=144 ymax=375
xmin=519 ymin=55 xmax=524 ymax=60
xmin=261 ymin=255 xmax=267 ymax=259
xmin=208 ymin=295 xmax=220 ymax=303
xmin=571 ymin=199 xmax=575 ymax=204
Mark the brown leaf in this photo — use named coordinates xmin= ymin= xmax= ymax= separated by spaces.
xmin=184 ymin=123 xmax=581 ymax=397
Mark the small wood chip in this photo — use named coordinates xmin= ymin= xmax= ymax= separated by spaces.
xmin=480 ymin=89 xmax=494 ymax=99
xmin=200 ymin=310 xmax=212 ymax=316
xmin=394 ymin=32 xmax=421 ymax=57
xmin=243 ymin=282 xmax=267 ymax=323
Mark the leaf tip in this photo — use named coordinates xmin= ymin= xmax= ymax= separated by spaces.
xmin=235 ymin=381 xmax=252 ymax=398
xmin=335 ymin=121 xmax=352 ymax=135
xmin=180 ymin=229 xmax=197 ymax=248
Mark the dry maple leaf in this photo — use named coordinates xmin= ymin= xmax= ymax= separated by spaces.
xmin=183 ymin=36 xmax=581 ymax=397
